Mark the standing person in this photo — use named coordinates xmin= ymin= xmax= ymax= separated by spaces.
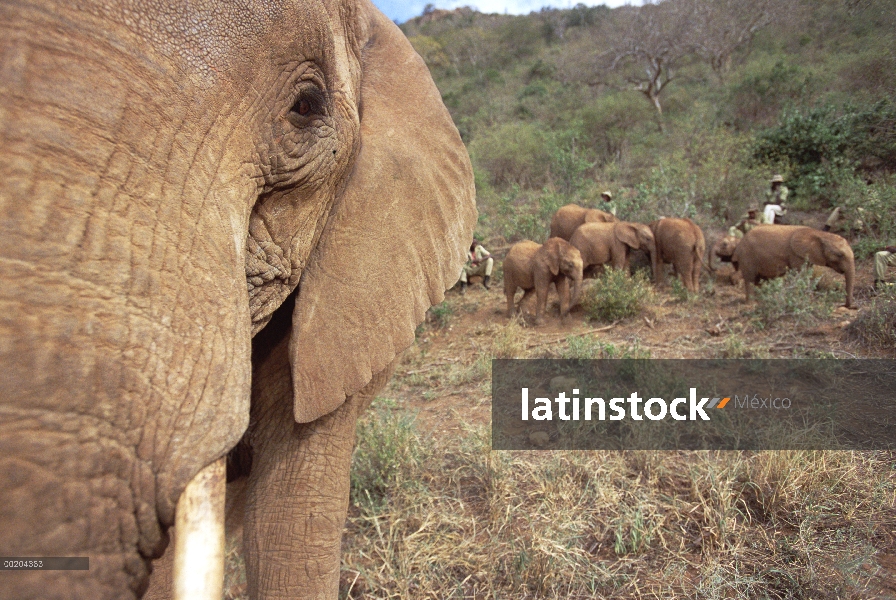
xmin=763 ymin=174 xmax=788 ymax=224
xmin=601 ymin=190 xmax=617 ymax=217
xmin=459 ymin=239 xmax=494 ymax=293
xmin=874 ymin=244 xmax=896 ymax=289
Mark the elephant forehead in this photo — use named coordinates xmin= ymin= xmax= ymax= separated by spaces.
xmin=74 ymin=0 xmax=360 ymax=94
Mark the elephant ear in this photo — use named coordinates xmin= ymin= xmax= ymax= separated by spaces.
xmin=288 ymin=3 xmax=476 ymax=423
xmin=789 ymin=227 xmax=825 ymax=262
xmin=542 ymin=240 xmax=561 ymax=276
xmin=615 ymin=223 xmax=640 ymax=249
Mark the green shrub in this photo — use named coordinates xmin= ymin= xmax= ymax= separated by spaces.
xmin=751 ymin=100 xmax=896 ymax=205
xmin=749 ymin=266 xmax=838 ymax=328
xmin=426 ymin=301 xmax=453 ymax=329
xmin=581 ymin=268 xmax=656 ymax=322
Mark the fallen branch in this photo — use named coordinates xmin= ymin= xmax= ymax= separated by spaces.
xmin=402 ymin=358 xmax=460 ymax=375
xmin=526 ymin=322 xmax=619 ymax=349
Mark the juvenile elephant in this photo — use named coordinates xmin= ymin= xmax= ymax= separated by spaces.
xmin=550 ymin=203 xmax=618 ymax=240
xmin=650 ymin=218 xmax=706 ymax=292
xmin=569 ymin=221 xmax=657 ymax=280
xmin=710 ymin=234 xmax=743 ymax=285
xmin=712 ymin=235 xmax=740 ymax=267
xmin=0 ymin=1 xmax=476 ymax=599
xmin=731 ymin=225 xmax=855 ymax=307
xmin=503 ymin=238 xmax=584 ymax=325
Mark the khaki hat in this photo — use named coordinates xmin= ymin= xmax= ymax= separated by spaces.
xmin=771 ymin=174 xmax=784 ymax=183
xmin=601 ymin=190 xmax=612 ymax=199
xmin=747 ymin=207 xmax=759 ymax=214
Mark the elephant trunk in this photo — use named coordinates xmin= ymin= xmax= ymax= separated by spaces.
xmin=570 ymin=271 xmax=583 ymax=308
xmin=173 ymin=458 xmax=226 ymax=600
xmin=843 ymin=260 xmax=855 ymax=308
xmin=0 ymin=9 xmax=253 ymax=596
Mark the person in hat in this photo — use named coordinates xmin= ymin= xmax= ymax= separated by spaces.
xmin=459 ymin=239 xmax=494 ymax=293
xmin=728 ymin=207 xmax=762 ymax=238
xmin=762 ymin=175 xmax=788 ymax=224
xmin=601 ymin=190 xmax=617 ymax=217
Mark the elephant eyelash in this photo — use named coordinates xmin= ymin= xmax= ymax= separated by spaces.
xmin=288 ymin=87 xmax=328 ymax=121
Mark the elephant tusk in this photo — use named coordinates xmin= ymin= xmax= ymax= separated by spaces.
xmin=173 ymin=457 xmax=226 ymax=600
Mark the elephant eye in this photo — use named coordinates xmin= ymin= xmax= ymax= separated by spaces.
xmin=288 ymin=87 xmax=327 ymax=123
xmin=294 ymin=99 xmax=311 ymax=116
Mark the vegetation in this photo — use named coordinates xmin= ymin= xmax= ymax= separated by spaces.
xmin=581 ymin=268 xmax=656 ymax=322
xmin=344 ymin=403 xmax=895 ymax=598
xmin=748 ymin=265 xmax=839 ymax=328
xmin=401 ymin=0 xmax=896 ymax=241
xmin=845 ymin=284 xmax=896 ymax=348
xmin=338 ymin=3 xmax=896 ymax=599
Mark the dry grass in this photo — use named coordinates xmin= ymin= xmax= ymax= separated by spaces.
xmin=845 ymin=286 xmax=896 ymax=351
xmin=343 ymin=405 xmax=896 ymax=599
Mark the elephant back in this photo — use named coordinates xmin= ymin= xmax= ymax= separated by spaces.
xmin=789 ymin=226 xmax=853 ymax=265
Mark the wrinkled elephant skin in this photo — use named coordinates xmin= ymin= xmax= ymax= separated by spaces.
xmin=0 ymin=1 xmax=476 ymax=598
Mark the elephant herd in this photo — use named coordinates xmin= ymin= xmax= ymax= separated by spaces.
xmin=503 ymin=203 xmax=856 ymax=324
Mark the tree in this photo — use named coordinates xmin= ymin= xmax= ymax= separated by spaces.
xmin=690 ymin=0 xmax=780 ymax=82
xmin=597 ymin=1 xmax=698 ymax=131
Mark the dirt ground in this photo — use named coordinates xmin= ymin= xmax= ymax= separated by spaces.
xmin=387 ymin=256 xmax=888 ymax=437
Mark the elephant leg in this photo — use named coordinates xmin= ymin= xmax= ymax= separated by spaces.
xmin=691 ymin=257 xmax=701 ymax=292
xmin=244 ymin=323 xmax=390 ymax=600
xmin=506 ymin=287 xmax=516 ymax=318
xmin=519 ymin=288 xmax=535 ymax=316
xmin=534 ymin=285 xmax=547 ymax=325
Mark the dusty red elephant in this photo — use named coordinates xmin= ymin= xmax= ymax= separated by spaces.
xmin=0 ymin=1 xmax=477 ymax=599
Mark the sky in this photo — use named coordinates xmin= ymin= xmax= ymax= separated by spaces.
xmin=373 ymin=1 xmax=639 ymax=25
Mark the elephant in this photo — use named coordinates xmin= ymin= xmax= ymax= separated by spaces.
xmin=568 ymin=221 xmax=658 ymax=280
xmin=549 ymin=203 xmax=618 ymax=240
xmin=712 ymin=235 xmax=740 ymax=268
xmin=650 ymin=217 xmax=706 ymax=292
xmin=731 ymin=225 xmax=855 ymax=308
xmin=710 ymin=234 xmax=743 ymax=285
xmin=0 ymin=1 xmax=477 ymax=599
xmin=503 ymin=238 xmax=584 ymax=324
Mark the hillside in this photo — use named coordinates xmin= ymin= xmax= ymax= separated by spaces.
xmin=401 ymin=0 xmax=896 ymax=257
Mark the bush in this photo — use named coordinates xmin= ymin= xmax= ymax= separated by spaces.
xmin=581 ymin=268 xmax=656 ymax=322
xmin=748 ymin=266 xmax=838 ymax=328
xmin=844 ymin=285 xmax=896 ymax=349
xmin=751 ymin=100 xmax=896 ymax=205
